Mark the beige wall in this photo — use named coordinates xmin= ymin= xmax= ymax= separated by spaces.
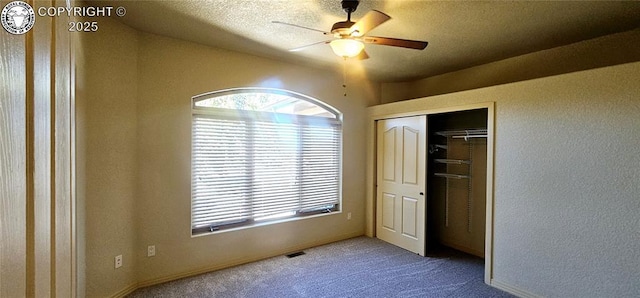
xmin=381 ymin=29 xmax=640 ymax=103
xmin=76 ymin=17 xmax=378 ymax=296
xmin=77 ymin=14 xmax=639 ymax=298
xmin=75 ymin=18 xmax=140 ymax=297
xmin=369 ymin=62 xmax=640 ymax=297
xmin=135 ymin=28 xmax=376 ymax=284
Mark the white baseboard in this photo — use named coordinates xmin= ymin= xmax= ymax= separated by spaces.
xmin=110 ymin=283 xmax=138 ymax=298
xmin=490 ymin=279 xmax=541 ymax=298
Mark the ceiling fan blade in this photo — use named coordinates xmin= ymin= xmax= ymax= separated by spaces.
xmin=288 ymin=40 xmax=332 ymax=52
xmin=360 ymin=36 xmax=428 ymax=50
xmin=272 ymin=21 xmax=330 ymax=35
xmin=356 ymin=50 xmax=369 ymax=60
xmin=349 ymin=10 xmax=390 ymax=37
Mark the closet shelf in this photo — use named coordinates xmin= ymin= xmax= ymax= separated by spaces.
xmin=435 ymin=158 xmax=470 ymax=165
xmin=436 ymin=129 xmax=487 ymax=141
xmin=434 ymin=144 xmax=448 ymax=150
xmin=434 ymin=173 xmax=470 ymax=179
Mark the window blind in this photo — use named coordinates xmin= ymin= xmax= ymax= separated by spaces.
xmin=191 ymin=115 xmax=340 ymax=232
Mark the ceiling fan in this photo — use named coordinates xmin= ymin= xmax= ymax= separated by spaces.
xmin=273 ymin=0 xmax=428 ymax=59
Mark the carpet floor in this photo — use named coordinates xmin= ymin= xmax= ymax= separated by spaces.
xmin=128 ymin=236 xmax=513 ymax=297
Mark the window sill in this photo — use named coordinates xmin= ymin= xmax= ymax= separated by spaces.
xmin=191 ymin=210 xmax=342 ymax=238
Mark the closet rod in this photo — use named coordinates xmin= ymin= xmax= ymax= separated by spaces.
xmin=452 ymin=135 xmax=487 ymax=140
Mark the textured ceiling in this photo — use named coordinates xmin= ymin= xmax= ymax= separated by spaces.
xmin=109 ymin=0 xmax=640 ymax=82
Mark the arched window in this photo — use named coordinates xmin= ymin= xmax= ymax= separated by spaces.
xmin=191 ymin=88 xmax=342 ymax=234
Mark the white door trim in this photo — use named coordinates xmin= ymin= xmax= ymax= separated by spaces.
xmin=366 ymin=102 xmax=495 ymax=284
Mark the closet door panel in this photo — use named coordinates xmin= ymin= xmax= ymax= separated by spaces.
xmin=382 ymin=193 xmax=396 ymax=230
xmin=376 ymin=116 xmax=426 ymax=255
xmin=53 ymin=7 xmax=75 ymax=295
xmin=1 ymin=25 xmax=27 ymax=298
xmin=402 ymin=127 xmax=419 ymax=185
xmin=402 ymin=196 xmax=418 ymax=238
xmin=382 ymin=128 xmax=397 ymax=182
xmin=0 ymin=2 xmax=75 ymax=295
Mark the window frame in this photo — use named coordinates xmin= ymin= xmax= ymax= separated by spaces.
xmin=190 ymin=87 xmax=343 ymax=236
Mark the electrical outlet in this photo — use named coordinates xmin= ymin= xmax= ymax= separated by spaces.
xmin=347 ymin=212 xmax=352 ymax=220
xmin=115 ymin=255 xmax=122 ymax=269
xmin=147 ymin=245 xmax=156 ymax=257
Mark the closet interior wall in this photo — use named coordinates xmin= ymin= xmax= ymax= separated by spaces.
xmin=427 ymin=109 xmax=488 ymax=258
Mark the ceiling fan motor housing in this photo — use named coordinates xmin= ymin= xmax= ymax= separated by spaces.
xmin=331 ymin=21 xmax=355 ymax=37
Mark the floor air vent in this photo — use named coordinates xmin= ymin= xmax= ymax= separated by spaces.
xmin=285 ymin=251 xmax=305 ymax=258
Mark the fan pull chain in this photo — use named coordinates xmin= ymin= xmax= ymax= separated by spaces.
xmin=343 ymin=57 xmax=347 ymax=97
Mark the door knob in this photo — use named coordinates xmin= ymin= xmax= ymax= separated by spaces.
xmin=419 ymin=192 xmax=424 ymax=196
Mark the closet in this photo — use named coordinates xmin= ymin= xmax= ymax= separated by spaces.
xmin=426 ymin=109 xmax=487 ymax=258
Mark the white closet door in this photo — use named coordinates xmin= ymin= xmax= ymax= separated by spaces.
xmin=376 ymin=116 xmax=426 ymax=255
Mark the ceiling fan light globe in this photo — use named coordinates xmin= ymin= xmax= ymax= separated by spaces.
xmin=330 ymin=39 xmax=365 ymax=58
